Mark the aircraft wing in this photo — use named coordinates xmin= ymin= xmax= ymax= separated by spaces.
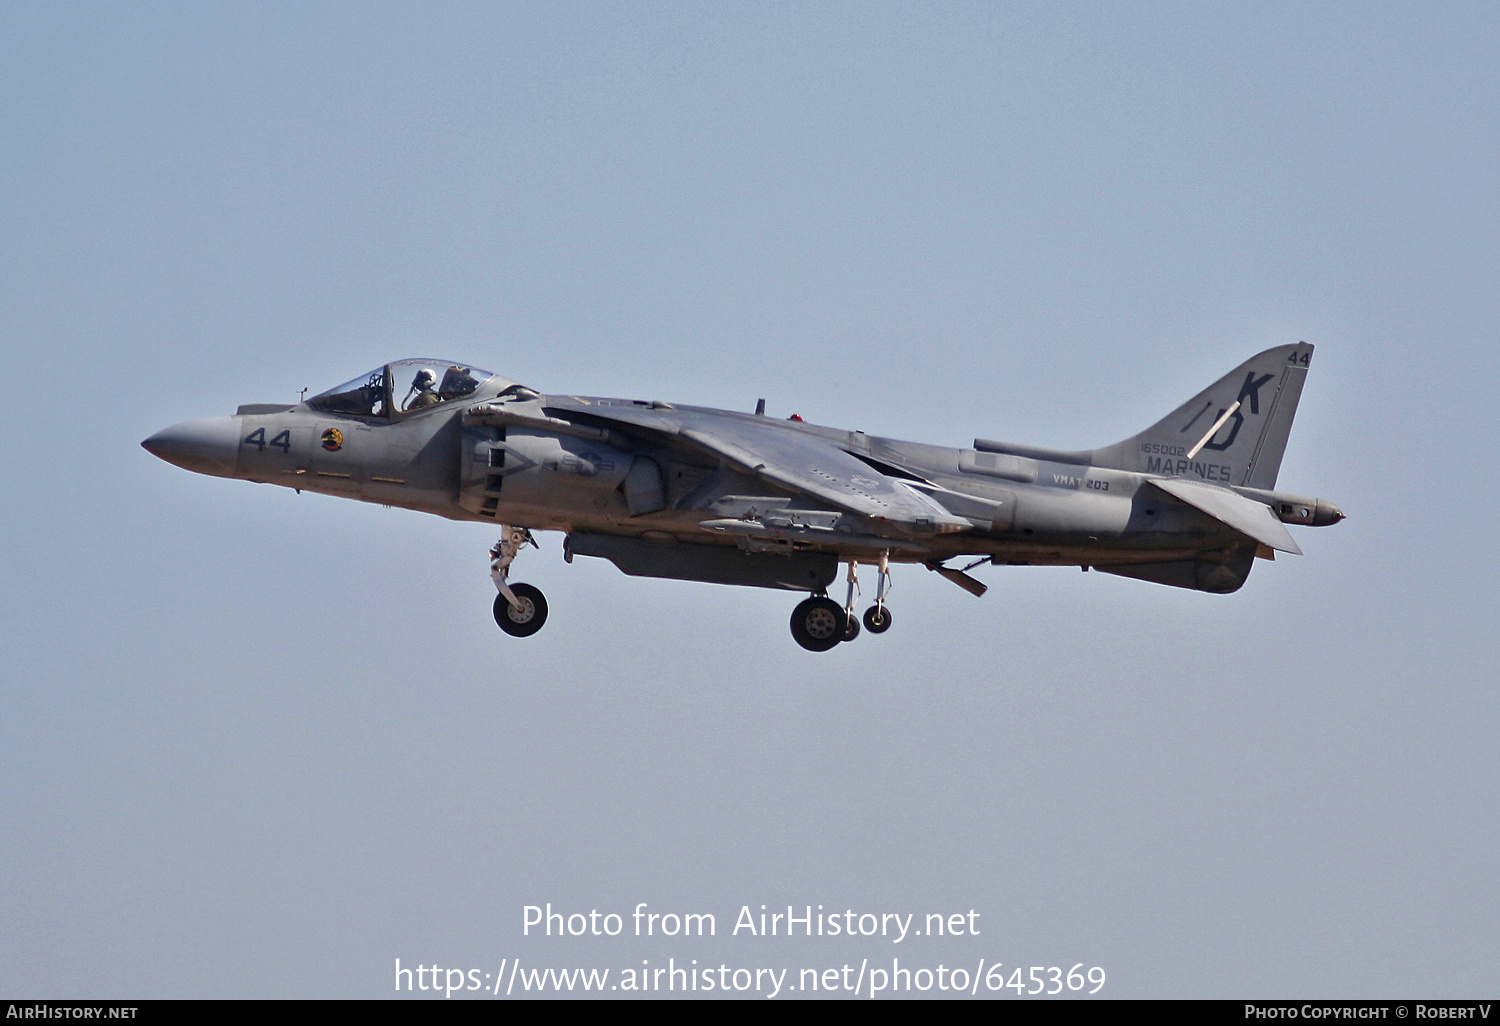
xmin=1148 ymin=477 xmax=1301 ymax=554
xmin=545 ymin=398 xmax=971 ymax=535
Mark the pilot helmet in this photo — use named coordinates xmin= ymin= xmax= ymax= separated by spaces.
xmin=413 ymin=368 xmax=436 ymax=390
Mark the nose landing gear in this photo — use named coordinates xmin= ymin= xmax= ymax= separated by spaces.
xmin=493 ymin=582 xmax=547 ymax=636
xmin=490 ymin=526 xmax=548 ymax=636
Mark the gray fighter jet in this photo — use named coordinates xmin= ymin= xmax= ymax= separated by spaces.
xmin=143 ymin=344 xmax=1343 ymax=651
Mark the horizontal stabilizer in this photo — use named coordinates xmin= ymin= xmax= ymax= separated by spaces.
xmin=1149 ymin=477 xmax=1302 ymax=555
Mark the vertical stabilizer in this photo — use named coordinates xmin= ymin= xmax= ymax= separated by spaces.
xmin=1092 ymin=343 xmax=1313 ymax=489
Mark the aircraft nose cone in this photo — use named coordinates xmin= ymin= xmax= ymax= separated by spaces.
xmin=142 ymin=417 xmax=240 ymax=478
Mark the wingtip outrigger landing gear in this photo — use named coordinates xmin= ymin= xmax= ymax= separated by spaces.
xmin=840 ymin=560 xmax=861 ymax=642
xmin=862 ymin=550 xmax=893 ymax=634
xmin=490 ymin=526 xmax=548 ymax=637
xmin=790 ymin=552 xmax=896 ymax=651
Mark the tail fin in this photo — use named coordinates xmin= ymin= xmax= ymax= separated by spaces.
xmin=1092 ymin=342 xmax=1313 ymax=489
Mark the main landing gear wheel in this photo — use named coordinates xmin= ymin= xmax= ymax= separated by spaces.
xmin=863 ymin=605 xmax=893 ymax=634
xmin=790 ymin=596 xmax=846 ymax=652
xmin=493 ymin=582 xmax=548 ymax=637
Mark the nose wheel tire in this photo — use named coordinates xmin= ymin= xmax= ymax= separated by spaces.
xmin=494 ymin=583 xmax=548 ymax=637
xmin=790 ymin=597 xmax=846 ymax=652
xmin=863 ymin=605 xmax=893 ymax=634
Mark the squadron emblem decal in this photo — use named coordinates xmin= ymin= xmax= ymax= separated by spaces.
xmin=321 ymin=428 xmax=344 ymax=452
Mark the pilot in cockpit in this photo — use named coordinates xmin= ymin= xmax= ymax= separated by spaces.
xmin=404 ymin=368 xmax=442 ymax=411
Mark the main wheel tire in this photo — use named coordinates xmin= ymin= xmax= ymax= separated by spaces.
xmin=863 ymin=604 xmax=893 ymax=634
xmin=790 ymin=596 xmax=846 ymax=652
xmin=494 ymin=583 xmax=548 ymax=637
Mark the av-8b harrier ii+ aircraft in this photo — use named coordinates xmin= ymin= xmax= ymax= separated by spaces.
xmin=143 ymin=343 xmax=1343 ymax=651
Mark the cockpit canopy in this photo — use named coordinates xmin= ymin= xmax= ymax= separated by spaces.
xmin=308 ymin=359 xmax=514 ymax=418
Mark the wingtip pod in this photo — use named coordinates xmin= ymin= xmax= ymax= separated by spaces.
xmin=1093 ymin=342 xmax=1315 ymax=490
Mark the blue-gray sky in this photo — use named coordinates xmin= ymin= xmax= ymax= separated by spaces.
xmin=3 ymin=1 xmax=1496 ymax=998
